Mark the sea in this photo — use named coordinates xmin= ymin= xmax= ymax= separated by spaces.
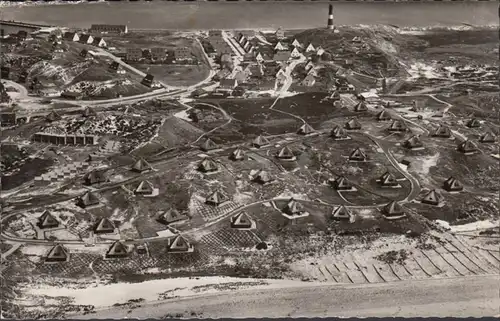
xmin=0 ymin=1 xmax=498 ymax=31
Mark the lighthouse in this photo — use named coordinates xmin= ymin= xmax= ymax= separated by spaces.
xmin=327 ymin=4 xmax=334 ymax=30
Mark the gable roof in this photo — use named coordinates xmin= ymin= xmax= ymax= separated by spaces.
xmin=105 ymin=241 xmax=129 ymax=258
xmin=38 ymin=210 xmax=59 ymax=229
xmin=46 ymin=244 xmax=68 ymax=262
xmin=297 ymin=123 xmax=315 ymax=135
xmin=131 ymin=158 xmax=153 ymax=172
xmin=93 ymin=217 xmax=115 ymax=234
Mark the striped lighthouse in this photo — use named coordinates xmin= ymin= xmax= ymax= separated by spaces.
xmin=327 ymin=4 xmax=334 ymax=30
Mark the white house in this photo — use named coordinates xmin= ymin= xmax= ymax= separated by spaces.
xmin=255 ymin=52 xmax=264 ymax=63
xmin=290 ymin=47 xmax=301 ymax=58
xmin=79 ymin=34 xmax=94 ymax=44
xmin=274 ymin=41 xmax=286 ymax=51
xmin=305 ymin=43 xmax=315 ymax=53
xmin=291 ymin=38 xmax=302 ymax=48
xmin=93 ymin=37 xmax=107 ymax=48
xmin=304 ymin=61 xmax=314 ymax=72
xmin=316 ymin=47 xmax=325 ymax=56
xmin=301 ymin=74 xmax=316 ymax=87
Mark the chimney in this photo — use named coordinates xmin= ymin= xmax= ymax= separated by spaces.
xmin=327 ymin=4 xmax=334 ymax=30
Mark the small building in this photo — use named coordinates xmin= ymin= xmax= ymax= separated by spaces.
xmin=305 ymin=43 xmax=315 ymax=53
xmin=330 ymin=125 xmax=349 ymax=140
xmin=83 ymin=169 xmax=108 ymax=186
xmin=105 ymin=241 xmax=129 ymax=259
xmin=79 ymin=49 xmax=88 ymax=58
xmin=421 ymin=189 xmax=444 ymax=206
xmin=173 ymin=47 xmax=192 ymax=61
xmin=376 ymin=110 xmax=391 ymax=121
xmin=76 ymin=191 xmax=100 ymax=209
xmin=126 ymin=48 xmax=143 ymax=62
xmin=230 ymin=212 xmax=253 ymax=229
xmin=79 ymin=34 xmax=94 ymax=44
xmin=479 ymin=132 xmax=496 ymax=143
xmin=282 ymin=198 xmax=305 ymax=216
xmin=157 ymin=208 xmax=187 ymax=225
xmin=443 ymin=176 xmax=464 ymax=192
xmin=200 ymin=138 xmax=218 ymax=152
xmin=403 ymin=135 xmax=424 ymax=150
xmin=205 ymin=190 xmax=229 ymax=207
xmin=274 ymin=41 xmax=286 ymax=51
xmin=252 ymin=135 xmax=270 ymax=148
xmin=141 ymin=74 xmax=155 ymax=87
xmin=388 ymin=119 xmax=407 ymax=132
xmin=63 ymin=32 xmax=79 ymax=42
xmin=466 ymin=118 xmax=481 ymax=128
xmin=345 ymin=118 xmax=362 ymax=130
xmin=276 ymin=146 xmax=295 ymax=160
xmin=93 ymin=218 xmax=115 ymax=234
xmin=349 ymin=148 xmax=367 ymax=162
xmin=229 ymin=148 xmax=246 ymax=161
xmin=167 ymin=235 xmax=193 ymax=253
xmin=45 ymin=244 xmax=69 ymax=263
xmin=134 ymin=180 xmax=156 ymax=195
xmin=432 ymin=125 xmax=452 ymax=138
xmin=92 ymin=37 xmax=107 ymax=47
xmin=90 ymin=24 xmax=128 ymax=34
xmin=198 ymin=157 xmax=218 ymax=173
xmin=46 ymin=111 xmax=62 ymax=122
xmin=275 ymin=27 xmax=285 ymax=39
xmin=297 ymin=123 xmax=315 ymax=136
xmin=457 ymin=140 xmax=478 ymax=154
xmin=291 ymin=39 xmax=302 ymax=48
xmin=329 ymin=176 xmax=353 ymax=191
xmin=301 ymin=74 xmax=316 ymax=87
xmin=332 ymin=205 xmax=354 ymax=222
xmin=37 ymin=210 xmax=59 ymax=229
xmin=354 ymin=101 xmax=368 ymax=112
xmin=209 ymin=30 xmax=223 ymax=37
xmin=316 ymin=47 xmax=325 ymax=56
xmin=290 ymin=47 xmax=301 ymax=58
xmin=131 ymin=158 xmax=153 ymax=173
xmin=381 ymin=201 xmax=406 ymax=219
xmin=252 ymin=170 xmax=273 ymax=185
xmin=378 ymin=171 xmax=399 ymax=188
xmin=108 ymin=61 xmax=120 ymax=73
xmin=1 ymin=66 xmax=10 ymax=79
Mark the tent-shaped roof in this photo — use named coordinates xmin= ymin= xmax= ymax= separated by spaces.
xmin=466 ymin=118 xmax=481 ymax=128
xmin=83 ymin=170 xmax=107 ymax=186
xmin=330 ymin=176 xmax=353 ymax=191
xmin=349 ymin=148 xmax=367 ymax=161
xmin=131 ymin=158 xmax=153 ymax=173
xmin=376 ymin=110 xmax=391 ymax=121
xmin=229 ymin=148 xmax=246 ymax=161
xmin=82 ymin=106 xmax=97 ymax=117
xmin=388 ymin=119 xmax=407 ymax=132
xmin=93 ymin=217 xmax=115 ymax=234
xmin=443 ymin=176 xmax=464 ymax=192
xmin=421 ymin=189 xmax=443 ymax=206
xmin=230 ymin=211 xmax=253 ymax=229
xmin=291 ymin=38 xmax=302 ymax=47
xmin=354 ymin=101 xmax=368 ymax=112
xmin=38 ymin=210 xmax=59 ymax=229
xmin=46 ymin=111 xmax=61 ymax=122
xmin=134 ymin=180 xmax=155 ymax=195
xmin=276 ymin=146 xmax=295 ymax=159
xmin=381 ymin=200 xmax=405 ymax=217
xmin=198 ymin=157 xmax=218 ymax=172
xmin=200 ymin=138 xmax=218 ymax=151
xmin=479 ymin=132 xmax=496 ymax=143
xmin=457 ymin=140 xmax=477 ymax=154
xmin=332 ymin=205 xmax=353 ymax=220
xmin=45 ymin=244 xmax=69 ymax=262
xmin=205 ymin=190 xmax=228 ymax=206
xmin=105 ymin=241 xmax=129 ymax=258
xmin=168 ymin=235 xmax=192 ymax=253
xmin=345 ymin=118 xmax=362 ymax=130
xmin=403 ymin=135 xmax=424 ymax=149
xmin=297 ymin=123 xmax=315 ymax=135
xmin=77 ymin=191 xmax=99 ymax=208
xmin=282 ymin=198 xmax=304 ymax=216
xmin=252 ymin=135 xmax=270 ymax=148
xmin=252 ymin=170 xmax=273 ymax=184
xmin=331 ymin=125 xmax=348 ymax=139
xmin=157 ymin=208 xmax=186 ymax=225
xmin=379 ymin=171 xmax=398 ymax=187
xmin=432 ymin=125 xmax=451 ymax=138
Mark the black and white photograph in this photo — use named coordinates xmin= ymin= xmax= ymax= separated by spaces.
xmin=0 ymin=0 xmax=498 ymax=319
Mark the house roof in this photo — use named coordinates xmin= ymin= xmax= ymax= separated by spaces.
xmin=252 ymin=135 xmax=270 ymax=147
xmin=38 ymin=210 xmax=58 ymax=228
xmin=206 ymin=190 xmax=228 ymax=205
xmin=46 ymin=244 xmax=68 ymax=261
xmin=297 ymin=123 xmax=315 ymax=135
xmin=134 ymin=180 xmax=155 ymax=194
xmin=198 ymin=157 xmax=218 ymax=172
xmin=131 ymin=158 xmax=153 ymax=172
xmin=94 ymin=217 xmax=115 ymax=234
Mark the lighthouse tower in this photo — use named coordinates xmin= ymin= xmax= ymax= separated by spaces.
xmin=327 ymin=4 xmax=334 ymax=30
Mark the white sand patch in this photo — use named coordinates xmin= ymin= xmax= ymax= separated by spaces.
xmin=357 ymin=208 xmax=375 ymax=218
xmin=21 ymin=245 xmax=50 ymax=257
xmin=450 ymin=220 xmax=499 ymax=233
xmin=23 ymin=277 xmax=313 ymax=309
xmin=276 ymin=190 xmax=310 ymax=201
xmin=411 ymin=153 xmax=439 ymax=177
xmin=451 ymin=129 xmax=467 ymax=141
xmin=434 ymin=220 xmax=451 ymax=230
xmin=174 ymin=109 xmax=192 ymax=122
xmin=155 ymin=229 xmax=176 ymax=238
xmin=407 ymin=62 xmax=442 ymax=80
xmin=233 ymin=191 xmax=253 ymax=204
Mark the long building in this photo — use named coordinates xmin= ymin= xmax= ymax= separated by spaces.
xmin=31 ymin=132 xmax=99 ymax=145
xmin=90 ymin=24 xmax=128 ymax=34
xmin=0 ymin=20 xmax=48 ymax=37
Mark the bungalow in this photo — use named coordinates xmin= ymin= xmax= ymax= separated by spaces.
xmin=79 ymin=34 xmax=94 ymax=44
xmin=63 ymin=32 xmax=79 ymax=42
xmin=92 ymin=37 xmax=107 ymax=48
xmin=305 ymin=43 xmax=315 ymax=53
xmin=301 ymin=74 xmax=316 ymax=87
xmin=219 ymin=78 xmax=238 ymax=92
xmin=290 ymin=47 xmax=301 ymax=58
xmin=274 ymin=41 xmax=286 ymax=51
xmin=126 ymin=48 xmax=143 ymax=62
xmin=273 ymin=51 xmax=291 ymax=62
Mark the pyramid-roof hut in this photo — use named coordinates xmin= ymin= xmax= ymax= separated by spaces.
xmin=134 ymin=180 xmax=155 ymax=195
xmin=330 ymin=125 xmax=348 ymax=140
xmin=252 ymin=135 xmax=270 ymax=148
xmin=157 ymin=208 xmax=186 ymax=225
xmin=297 ymin=123 xmax=315 ymax=135
xmin=197 ymin=157 xmax=218 ymax=173
xmin=345 ymin=118 xmax=362 ymax=130
xmin=432 ymin=125 xmax=452 ymax=138
xmin=349 ymin=148 xmax=367 ymax=162
xmin=457 ymin=140 xmax=478 ymax=154
xmin=403 ymin=135 xmax=424 ymax=150
xmin=388 ymin=119 xmax=407 ymax=132
xmin=381 ymin=200 xmax=406 ymax=219
xmin=93 ymin=217 xmax=115 ymax=234
xmin=37 ymin=210 xmax=59 ymax=229
xmin=276 ymin=146 xmax=295 ymax=160
xmin=421 ymin=189 xmax=443 ymax=206
xmin=229 ymin=148 xmax=246 ymax=161
xmin=379 ymin=171 xmax=399 ymax=187
xmin=105 ymin=241 xmax=129 ymax=258
xmin=230 ymin=211 xmax=253 ymax=229
xmin=332 ymin=205 xmax=354 ymax=221
xmin=131 ymin=158 xmax=153 ymax=173
xmin=376 ymin=110 xmax=391 ymax=121
xmin=46 ymin=111 xmax=62 ymax=122
xmin=205 ymin=190 xmax=229 ymax=206
xmin=76 ymin=191 xmax=99 ymax=208
xmin=168 ymin=235 xmax=193 ymax=253
xmin=252 ymin=170 xmax=273 ymax=184
xmin=329 ymin=176 xmax=353 ymax=191
xmin=83 ymin=170 xmax=108 ymax=186
xmin=282 ymin=198 xmax=305 ymax=216
xmin=443 ymin=176 xmax=464 ymax=192
xmin=45 ymin=244 xmax=69 ymax=262
xmin=479 ymin=132 xmax=496 ymax=143
xmin=200 ymin=138 xmax=218 ymax=151
xmin=354 ymin=101 xmax=368 ymax=112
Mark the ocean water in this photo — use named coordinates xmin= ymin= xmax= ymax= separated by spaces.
xmin=0 ymin=2 xmax=498 ymax=30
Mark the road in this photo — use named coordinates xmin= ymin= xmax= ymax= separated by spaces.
xmin=71 ymin=275 xmax=499 ymax=319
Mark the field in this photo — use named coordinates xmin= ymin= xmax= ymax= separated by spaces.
xmin=130 ymin=64 xmax=210 ymax=87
